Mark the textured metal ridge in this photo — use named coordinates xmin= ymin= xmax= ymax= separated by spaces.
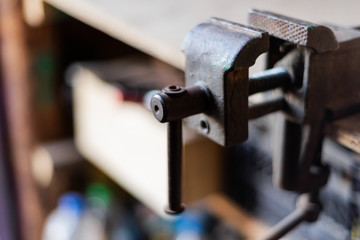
xmin=248 ymin=9 xmax=338 ymax=52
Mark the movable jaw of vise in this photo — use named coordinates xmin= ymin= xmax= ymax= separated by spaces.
xmin=150 ymin=10 xmax=360 ymax=238
xmin=152 ymin=18 xmax=270 ymax=146
xmin=150 ymin=17 xmax=271 ymax=215
xmin=182 ymin=18 xmax=269 ymax=146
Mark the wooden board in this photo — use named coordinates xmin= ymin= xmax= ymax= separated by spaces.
xmin=325 ymin=113 xmax=360 ymax=154
xmin=42 ymin=0 xmax=360 ymax=70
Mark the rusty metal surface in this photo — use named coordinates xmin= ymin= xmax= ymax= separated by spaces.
xmin=249 ymin=67 xmax=292 ymax=95
xmin=182 ymin=17 xmax=269 ymax=146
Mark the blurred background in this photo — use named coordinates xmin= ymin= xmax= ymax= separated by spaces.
xmin=1 ymin=0 xmax=360 ymax=239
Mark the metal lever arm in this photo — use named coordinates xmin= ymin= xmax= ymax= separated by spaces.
xmin=260 ymin=193 xmax=322 ymax=240
xmin=151 ymin=85 xmax=209 ymax=214
xmin=166 ymin=120 xmax=184 ymax=214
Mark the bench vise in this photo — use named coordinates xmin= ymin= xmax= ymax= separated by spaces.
xmin=150 ymin=9 xmax=360 ymax=239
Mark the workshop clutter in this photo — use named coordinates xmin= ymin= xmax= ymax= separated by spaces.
xmin=42 ymin=182 xmax=242 ymax=240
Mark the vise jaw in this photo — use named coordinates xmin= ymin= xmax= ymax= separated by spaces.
xmin=249 ymin=9 xmax=360 ymax=125
xmin=248 ymin=9 xmax=360 ymax=193
xmin=182 ymin=18 xmax=268 ymax=146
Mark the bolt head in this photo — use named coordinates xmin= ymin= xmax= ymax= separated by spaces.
xmin=199 ymin=119 xmax=210 ymax=134
xmin=151 ymin=94 xmax=166 ymax=122
xmin=162 ymin=85 xmax=186 ymax=96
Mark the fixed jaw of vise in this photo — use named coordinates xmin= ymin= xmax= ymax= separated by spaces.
xmin=248 ymin=9 xmax=360 ymax=194
xmin=246 ymin=9 xmax=360 ymax=240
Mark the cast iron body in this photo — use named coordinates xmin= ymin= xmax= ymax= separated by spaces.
xmin=151 ymin=9 xmax=360 ymax=239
